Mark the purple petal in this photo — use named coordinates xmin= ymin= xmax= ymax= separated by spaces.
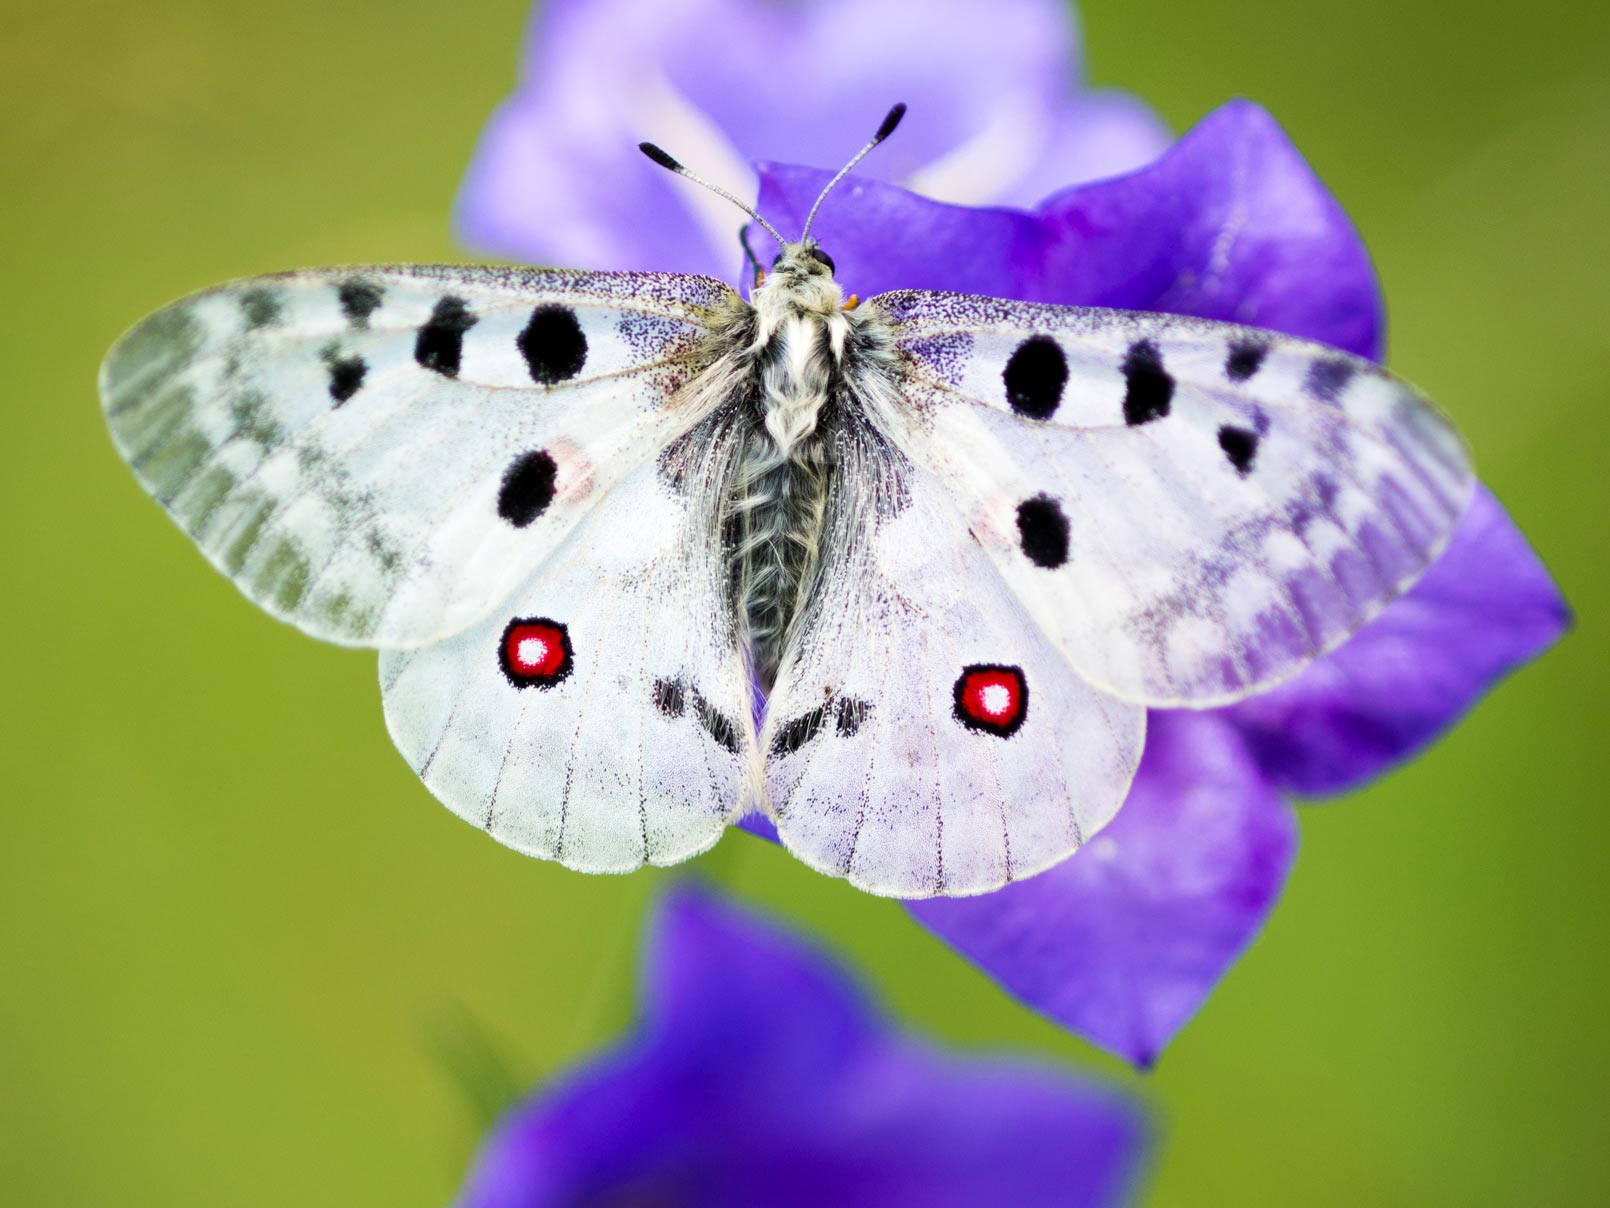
xmin=1035 ymin=99 xmax=1382 ymax=355
xmin=757 ymin=163 xmax=1041 ymax=297
xmin=659 ymin=0 xmax=1090 ymax=191
xmin=461 ymin=888 xmax=1149 ymax=1208
xmin=909 ymin=713 xmax=1297 ymax=1067
xmin=738 ymin=811 xmax=781 ymax=844
xmin=641 ymin=883 xmax=878 ymax=1068
xmin=993 ymin=91 xmax=1174 ymax=206
xmin=455 ymin=0 xmax=743 ymax=276
xmin=799 ymin=1043 xmax=1148 ymax=1208
xmin=456 ymin=90 xmax=721 ymax=275
xmin=1219 ymin=487 xmax=1570 ymax=796
xmin=760 ymin=99 xmax=1381 ymax=355
xmin=457 ymin=0 xmax=1166 ymax=278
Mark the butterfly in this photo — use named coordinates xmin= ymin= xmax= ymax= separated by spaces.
xmin=98 ymin=105 xmax=1472 ymax=898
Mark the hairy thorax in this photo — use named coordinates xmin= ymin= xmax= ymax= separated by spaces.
xmin=727 ymin=249 xmax=853 ymax=690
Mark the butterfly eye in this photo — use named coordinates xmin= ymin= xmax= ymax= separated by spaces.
xmin=812 ymin=248 xmax=837 ymax=275
xmin=771 ymin=252 xmax=786 ymax=270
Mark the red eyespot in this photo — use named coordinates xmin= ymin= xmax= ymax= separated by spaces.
xmin=499 ymin=617 xmax=573 ymax=688
xmin=952 ymin=664 xmax=1028 ymax=737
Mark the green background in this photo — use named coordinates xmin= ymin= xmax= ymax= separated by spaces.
xmin=3 ymin=0 xmax=1604 ymax=1203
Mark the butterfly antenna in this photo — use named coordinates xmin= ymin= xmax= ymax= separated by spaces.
xmin=738 ymin=224 xmax=766 ymax=288
xmin=800 ymin=103 xmax=907 ymax=242
xmin=638 ymin=142 xmax=787 ymax=248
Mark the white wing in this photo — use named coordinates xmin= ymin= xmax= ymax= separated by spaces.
xmin=863 ymin=290 xmax=1475 ymax=706
xmin=100 ymin=265 xmax=741 ymax=646
xmin=760 ymin=420 xmax=1144 ymax=899
xmin=380 ymin=418 xmax=759 ymax=872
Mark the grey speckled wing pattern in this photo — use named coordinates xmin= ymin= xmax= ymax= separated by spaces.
xmin=101 ymin=266 xmax=741 ymax=646
xmin=861 ymin=289 xmax=1474 ymax=707
xmin=758 ymin=417 xmax=1144 ymax=897
xmin=379 ymin=422 xmax=759 ymax=872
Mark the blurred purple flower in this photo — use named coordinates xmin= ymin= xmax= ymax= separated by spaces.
xmin=760 ymin=99 xmax=1569 ymax=1065
xmin=456 ymin=0 xmax=1169 ymax=277
xmin=458 ymin=0 xmax=1568 ymax=1068
xmin=458 ymin=887 xmax=1149 ymax=1208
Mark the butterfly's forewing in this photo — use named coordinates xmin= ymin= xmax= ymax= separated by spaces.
xmin=866 ymin=291 xmax=1474 ymax=706
xmin=761 ymin=421 xmax=1144 ymax=898
xmin=380 ymin=417 xmax=760 ymax=872
xmin=100 ymin=266 xmax=741 ymax=646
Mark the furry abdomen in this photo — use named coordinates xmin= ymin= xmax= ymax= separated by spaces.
xmin=727 ymin=310 xmax=842 ymax=690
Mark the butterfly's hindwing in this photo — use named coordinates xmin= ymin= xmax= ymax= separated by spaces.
xmin=866 ymin=290 xmax=1474 ymax=706
xmin=100 ymin=266 xmax=743 ymax=646
xmin=761 ymin=416 xmax=1144 ymax=898
xmin=380 ymin=423 xmax=759 ymax=872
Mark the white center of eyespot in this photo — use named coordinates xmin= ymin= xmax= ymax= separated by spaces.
xmin=980 ymin=684 xmax=1012 ymax=715
xmin=517 ymin=637 xmax=549 ymax=665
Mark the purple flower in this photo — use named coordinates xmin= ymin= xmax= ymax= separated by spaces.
xmin=456 ymin=0 xmax=1169 ymax=277
xmin=758 ymin=99 xmax=1569 ymax=1065
xmin=458 ymin=887 xmax=1149 ymax=1208
xmin=458 ymin=0 xmax=1568 ymax=1067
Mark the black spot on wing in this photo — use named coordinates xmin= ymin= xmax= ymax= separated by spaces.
xmin=833 ymin=696 xmax=872 ymax=737
xmin=691 ymin=689 xmax=741 ymax=755
xmin=518 ymin=304 xmax=588 ymax=384
xmin=239 ymin=288 xmax=282 ymax=329
xmin=326 ymin=355 xmax=367 ymax=404
xmin=1217 ymin=425 xmax=1260 ymax=475
xmin=771 ymin=706 xmax=827 ymax=756
xmin=1305 ymin=358 xmax=1355 ymax=403
xmin=1225 ymin=340 xmax=1267 ymax=382
xmin=1122 ymin=339 xmax=1173 ymax=425
xmin=415 ymin=296 xmax=477 ymax=377
xmin=1003 ymin=336 xmax=1067 ymax=420
xmin=497 ymin=449 xmax=558 ymax=528
xmin=1016 ymin=494 xmax=1071 ymax=568
xmin=338 ymin=279 xmax=383 ymax=327
xmin=652 ymin=677 xmax=685 ymax=718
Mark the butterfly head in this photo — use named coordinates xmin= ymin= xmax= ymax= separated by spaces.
xmin=771 ymin=242 xmax=836 ymax=280
xmin=756 ymin=239 xmax=844 ymax=315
